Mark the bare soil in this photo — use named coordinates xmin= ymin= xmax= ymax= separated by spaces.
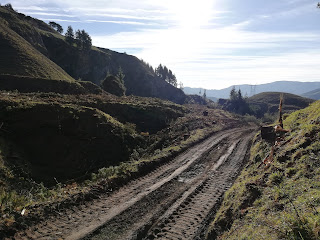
xmin=8 ymin=126 xmax=256 ymax=240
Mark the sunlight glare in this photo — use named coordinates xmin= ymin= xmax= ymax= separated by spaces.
xmin=164 ymin=0 xmax=215 ymax=28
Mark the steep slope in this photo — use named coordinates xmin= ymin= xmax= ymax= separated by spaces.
xmin=302 ymin=88 xmax=320 ymax=100
xmin=0 ymin=6 xmax=186 ymax=103
xmin=0 ymin=7 xmax=104 ymax=94
xmin=207 ymin=101 xmax=320 ymax=240
xmin=0 ymin=17 xmax=72 ymax=81
xmin=248 ymin=92 xmax=314 ymax=118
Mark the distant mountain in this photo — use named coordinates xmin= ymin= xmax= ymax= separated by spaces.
xmin=0 ymin=6 xmax=186 ymax=103
xmin=184 ymin=81 xmax=320 ymax=100
xmin=302 ymin=88 xmax=320 ymax=100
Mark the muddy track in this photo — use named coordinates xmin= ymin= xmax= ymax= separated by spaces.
xmin=11 ymin=127 xmax=255 ymax=240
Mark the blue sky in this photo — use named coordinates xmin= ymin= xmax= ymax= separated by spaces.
xmin=2 ymin=0 xmax=320 ymax=89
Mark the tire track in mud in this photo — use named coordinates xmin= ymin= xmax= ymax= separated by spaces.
xmin=11 ymin=127 xmax=254 ymax=240
xmin=143 ymin=135 xmax=252 ymax=240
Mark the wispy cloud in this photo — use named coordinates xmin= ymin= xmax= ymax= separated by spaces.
xmin=5 ymin=0 xmax=320 ymax=89
xmin=23 ymin=11 xmax=76 ymax=18
xmin=86 ymin=19 xmax=162 ymax=26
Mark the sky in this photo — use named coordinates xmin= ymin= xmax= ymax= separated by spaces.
xmin=2 ymin=0 xmax=320 ymax=89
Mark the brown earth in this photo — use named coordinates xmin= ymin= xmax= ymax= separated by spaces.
xmin=8 ymin=125 xmax=256 ymax=240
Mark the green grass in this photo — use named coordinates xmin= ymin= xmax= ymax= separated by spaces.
xmin=207 ymin=100 xmax=320 ymax=240
xmin=0 ymin=6 xmax=74 ymax=83
xmin=248 ymin=92 xmax=314 ymax=119
xmin=0 ymin=21 xmax=73 ymax=81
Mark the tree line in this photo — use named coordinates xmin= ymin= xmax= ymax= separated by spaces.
xmin=46 ymin=21 xmax=92 ymax=50
xmin=155 ymin=64 xmax=177 ymax=87
xmin=65 ymin=26 xmax=92 ymax=50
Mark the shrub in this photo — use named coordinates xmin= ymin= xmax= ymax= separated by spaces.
xmin=101 ymin=75 xmax=126 ymax=96
xmin=268 ymin=171 xmax=283 ymax=185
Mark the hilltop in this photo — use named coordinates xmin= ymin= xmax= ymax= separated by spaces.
xmin=247 ymin=92 xmax=314 ymax=118
xmin=0 ymin=5 xmax=185 ymax=103
xmin=217 ymin=92 xmax=314 ymax=119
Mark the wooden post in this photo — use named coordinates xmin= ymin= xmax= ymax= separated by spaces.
xmin=278 ymin=93 xmax=283 ymax=128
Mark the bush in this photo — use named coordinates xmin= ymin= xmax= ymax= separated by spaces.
xmin=101 ymin=75 xmax=126 ymax=96
xmin=268 ymin=171 xmax=283 ymax=185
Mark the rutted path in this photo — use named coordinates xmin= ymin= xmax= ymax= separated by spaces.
xmin=12 ymin=127 xmax=255 ymax=240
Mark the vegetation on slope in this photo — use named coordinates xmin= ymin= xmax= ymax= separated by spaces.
xmin=207 ymin=100 xmax=320 ymax=240
xmin=0 ymin=19 xmax=73 ymax=81
xmin=302 ymin=88 xmax=320 ymax=100
xmin=0 ymin=5 xmax=186 ymax=103
xmin=248 ymin=92 xmax=314 ymax=118
xmin=218 ymin=91 xmax=314 ymax=122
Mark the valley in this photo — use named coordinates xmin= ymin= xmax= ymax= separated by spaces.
xmin=0 ymin=3 xmax=319 ymax=240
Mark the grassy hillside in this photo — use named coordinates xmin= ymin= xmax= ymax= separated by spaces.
xmin=207 ymin=101 xmax=320 ymax=239
xmin=0 ymin=7 xmax=105 ymax=94
xmin=0 ymin=20 xmax=73 ymax=81
xmin=248 ymin=92 xmax=314 ymax=118
xmin=302 ymin=88 xmax=320 ymax=100
xmin=0 ymin=5 xmax=186 ymax=103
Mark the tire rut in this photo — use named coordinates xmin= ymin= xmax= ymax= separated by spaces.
xmin=10 ymin=127 xmax=254 ymax=240
xmin=142 ymin=135 xmax=252 ymax=240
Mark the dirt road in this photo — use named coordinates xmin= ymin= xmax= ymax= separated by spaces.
xmin=12 ymin=127 xmax=256 ymax=240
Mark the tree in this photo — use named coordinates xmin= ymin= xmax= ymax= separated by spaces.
xmin=155 ymin=64 xmax=163 ymax=79
xmin=238 ymin=89 xmax=242 ymax=101
xmin=230 ymin=86 xmax=237 ymax=101
xmin=4 ymin=3 xmax=14 ymax=11
xmin=227 ymin=87 xmax=250 ymax=115
xmin=65 ymin=26 xmax=74 ymax=45
xmin=75 ymin=29 xmax=92 ymax=50
xmin=116 ymin=66 xmax=125 ymax=83
xmin=56 ymin=25 xmax=63 ymax=34
xmin=49 ymin=21 xmax=63 ymax=34
xmin=155 ymin=64 xmax=178 ymax=87
xmin=81 ymin=30 xmax=92 ymax=50
xmin=75 ymin=30 xmax=82 ymax=48
xmin=101 ymin=75 xmax=126 ymax=96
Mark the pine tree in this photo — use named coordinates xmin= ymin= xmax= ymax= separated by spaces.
xmin=116 ymin=66 xmax=125 ymax=84
xmin=56 ymin=24 xmax=63 ymax=34
xmin=65 ymin=26 xmax=74 ymax=45
xmin=81 ymin=30 xmax=92 ymax=50
xmin=230 ymin=86 xmax=237 ymax=101
xmin=75 ymin=30 xmax=82 ymax=49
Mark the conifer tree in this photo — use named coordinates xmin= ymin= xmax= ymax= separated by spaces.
xmin=65 ymin=26 xmax=74 ymax=45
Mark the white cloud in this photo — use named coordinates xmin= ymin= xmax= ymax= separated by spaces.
xmin=92 ymin=25 xmax=320 ymax=89
xmin=6 ymin=0 xmax=320 ymax=89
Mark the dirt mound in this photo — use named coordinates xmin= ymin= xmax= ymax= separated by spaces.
xmin=0 ymin=99 xmax=139 ymax=184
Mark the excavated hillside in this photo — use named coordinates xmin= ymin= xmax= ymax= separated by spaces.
xmin=0 ymin=90 xmax=246 ymax=238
